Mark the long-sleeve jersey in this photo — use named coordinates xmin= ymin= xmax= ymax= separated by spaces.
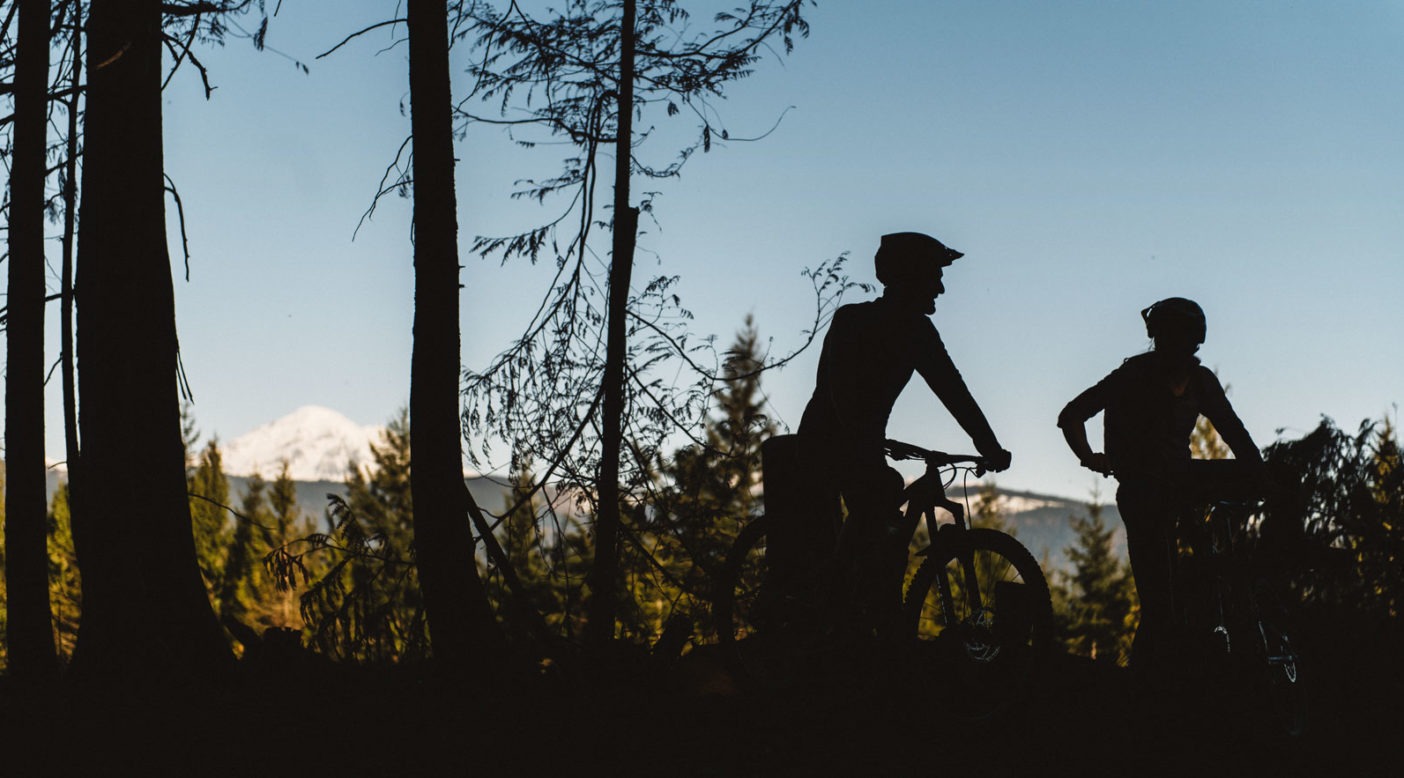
xmin=1058 ymin=351 xmax=1262 ymax=479
xmin=798 ymin=296 xmax=1000 ymax=461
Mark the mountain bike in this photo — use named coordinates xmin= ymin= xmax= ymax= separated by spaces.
xmin=712 ymin=436 xmax=1054 ymax=720
xmin=1165 ymin=467 xmax=1308 ymax=738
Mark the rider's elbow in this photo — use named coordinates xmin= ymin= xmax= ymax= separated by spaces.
xmin=1056 ymin=405 xmax=1082 ymax=431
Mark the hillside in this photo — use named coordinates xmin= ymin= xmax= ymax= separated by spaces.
xmin=37 ymin=469 xmax=1112 ymax=577
xmin=213 ymin=473 xmax=1113 ymax=576
xmin=222 ymin=473 xmax=524 ymax=533
xmin=947 ymin=485 xmax=1124 ymax=573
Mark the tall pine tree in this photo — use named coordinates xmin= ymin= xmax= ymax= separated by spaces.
xmin=1054 ymin=500 xmax=1136 ymax=664
xmin=219 ymin=471 xmax=272 ymax=632
xmin=655 ymin=316 xmax=777 ymax=637
xmin=268 ymin=462 xmax=311 ymax=629
xmin=494 ymin=459 xmax=549 ymax=610
xmin=188 ymin=439 xmax=233 ymax=605
xmin=290 ymin=410 xmax=429 ymax=662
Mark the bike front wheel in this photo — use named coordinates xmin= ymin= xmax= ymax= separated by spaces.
xmin=902 ymin=528 xmax=1054 ymax=721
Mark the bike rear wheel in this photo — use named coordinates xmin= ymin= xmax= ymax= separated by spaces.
xmin=902 ymin=528 xmax=1054 ymax=721
xmin=713 ymin=517 xmax=799 ymax=687
xmin=714 ymin=516 xmax=847 ymax=688
xmin=714 ymin=516 xmax=772 ymax=648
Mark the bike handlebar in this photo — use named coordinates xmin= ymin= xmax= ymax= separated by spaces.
xmin=884 ymin=438 xmax=989 ymax=474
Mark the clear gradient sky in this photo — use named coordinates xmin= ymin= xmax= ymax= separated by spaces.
xmin=28 ymin=1 xmax=1404 ymax=498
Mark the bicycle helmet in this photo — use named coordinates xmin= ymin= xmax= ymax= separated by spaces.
xmin=874 ymin=232 xmax=963 ymax=286
xmin=1142 ymin=297 xmax=1206 ymax=344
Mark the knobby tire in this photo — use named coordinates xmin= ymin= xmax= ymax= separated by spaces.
xmin=903 ymin=528 xmax=1054 ymax=722
xmin=714 ymin=516 xmax=804 ymax=688
xmin=714 ymin=516 xmax=771 ymax=650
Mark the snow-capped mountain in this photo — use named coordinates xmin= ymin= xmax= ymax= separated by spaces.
xmin=222 ymin=405 xmax=383 ymax=482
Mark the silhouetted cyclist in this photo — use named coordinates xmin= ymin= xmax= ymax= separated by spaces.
xmin=797 ymin=232 xmax=1012 ymax=626
xmin=1058 ymin=297 xmax=1266 ymax=678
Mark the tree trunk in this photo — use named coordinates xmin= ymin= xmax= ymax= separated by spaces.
xmin=584 ymin=0 xmax=639 ymax=650
xmin=4 ymin=0 xmax=58 ymax=683
xmin=406 ymin=0 xmax=504 ymax=673
xmin=59 ymin=0 xmax=84 ymax=640
xmin=70 ymin=0 xmax=233 ymax=683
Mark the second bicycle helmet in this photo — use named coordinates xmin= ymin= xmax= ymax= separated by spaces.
xmin=1142 ymin=297 xmax=1207 ymax=344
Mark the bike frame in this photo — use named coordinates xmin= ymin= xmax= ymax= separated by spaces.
xmin=1170 ymin=497 xmax=1301 ymax=682
xmin=885 ymin=439 xmax=990 ymax=628
xmin=716 ymin=436 xmax=1052 ymax=713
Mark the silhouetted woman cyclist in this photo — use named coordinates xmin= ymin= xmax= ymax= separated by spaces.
xmin=1057 ymin=297 xmax=1265 ymax=677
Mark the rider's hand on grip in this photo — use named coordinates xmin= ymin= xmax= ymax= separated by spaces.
xmin=985 ymin=447 xmax=1012 ymax=473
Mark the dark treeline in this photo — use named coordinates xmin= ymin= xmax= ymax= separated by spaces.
xmin=1 ymin=0 xmax=1401 ymax=772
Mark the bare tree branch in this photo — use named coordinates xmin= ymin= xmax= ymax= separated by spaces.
xmin=316 ymin=18 xmax=406 ymax=60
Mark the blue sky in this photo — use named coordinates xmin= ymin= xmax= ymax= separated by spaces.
xmin=30 ymin=1 xmax=1404 ymax=498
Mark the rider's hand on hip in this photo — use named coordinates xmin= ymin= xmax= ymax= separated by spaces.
xmin=1080 ymin=452 xmax=1113 ymax=477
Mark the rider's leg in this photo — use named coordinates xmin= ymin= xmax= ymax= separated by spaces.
xmin=768 ymin=439 xmax=842 ymax=607
xmin=1117 ymin=480 xmax=1176 ymax=685
xmin=841 ymin=465 xmax=909 ymax=629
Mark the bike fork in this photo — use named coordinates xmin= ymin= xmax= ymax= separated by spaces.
xmin=1212 ymin=581 xmax=1231 ymax=654
xmin=1213 ymin=623 xmax=1231 ymax=654
xmin=1258 ymin=621 xmax=1300 ymax=683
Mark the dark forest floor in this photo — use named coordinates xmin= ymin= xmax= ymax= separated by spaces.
xmin=2 ymin=640 xmax=1400 ymax=777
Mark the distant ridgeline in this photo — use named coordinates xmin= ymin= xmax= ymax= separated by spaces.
xmin=36 ymin=469 xmax=1117 ymax=575
xmin=219 ymin=474 xmax=522 ymax=533
xmin=944 ymin=485 xmax=1125 ymax=574
xmin=232 ymin=476 xmax=1117 ymax=576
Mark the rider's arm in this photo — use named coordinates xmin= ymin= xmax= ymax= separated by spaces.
xmin=914 ymin=322 xmax=1010 ymax=470
xmin=1197 ymin=368 xmax=1265 ymax=469
xmin=1058 ymin=376 xmax=1114 ymax=475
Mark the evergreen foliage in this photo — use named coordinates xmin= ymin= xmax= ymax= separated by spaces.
xmin=1263 ymin=416 xmax=1404 ymax=623
xmin=1052 ymin=500 xmax=1137 ymax=665
xmin=176 ymin=421 xmax=322 ymax=652
xmin=652 ymin=316 xmax=777 ymax=639
xmin=219 ymin=471 xmax=272 ymax=630
xmin=219 ymin=463 xmax=318 ymax=643
xmin=971 ymin=481 xmax=1012 ymax=534
xmin=500 ymin=462 xmax=547 ymax=588
xmin=487 ymin=456 xmax=589 ymax=641
xmin=188 ymin=438 xmax=233 ymax=604
xmin=46 ymin=483 xmax=82 ymax=664
xmin=267 ymin=463 xmax=314 ymax=629
xmin=3 ymin=478 xmax=83 ymax=670
xmin=268 ymin=410 xmax=429 ymax=662
xmin=478 ymin=317 xmax=781 ymax=646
